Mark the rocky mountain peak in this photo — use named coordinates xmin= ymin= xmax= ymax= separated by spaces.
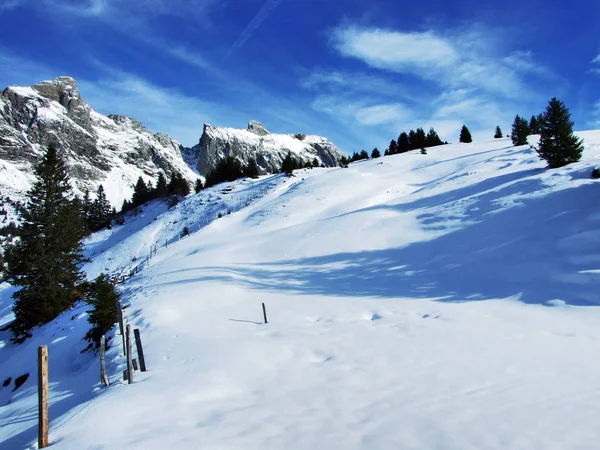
xmin=32 ymin=76 xmax=81 ymax=111
xmin=247 ymin=120 xmax=269 ymax=136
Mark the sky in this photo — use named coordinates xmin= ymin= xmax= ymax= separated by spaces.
xmin=0 ymin=0 xmax=598 ymax=154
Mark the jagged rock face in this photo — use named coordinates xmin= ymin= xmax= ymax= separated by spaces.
xmin=0 ymin=77 xmax=198 ymax=209
xmin=193 ymin=121 xmax=344 ymax=175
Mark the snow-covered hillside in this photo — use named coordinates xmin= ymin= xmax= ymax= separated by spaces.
xmin=1 ymin=132 xmax=600 ymax=449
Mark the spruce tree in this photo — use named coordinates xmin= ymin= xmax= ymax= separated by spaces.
xmin=359 ymin=149 xmax=369 ymax=160
xmin=397 ymin=132 xmax=410 ymax=153
xmin=89 ymin=184 xmax=112 ymax=231
xmin=194 ymin=178 xmax=204 ymax=194
xmin=511 ymin=115 xmax=529 ymax=146
xmin=132 ymin=176 xmax=149 ymax=206
xmin=168 ymin=172 xmax=190 ymax=196
xmin=388 ymin=139 xmax=398 ymax=155
xmin=312 ymin=157 xmax=320 ymax=168
xmin=537 ymin=98 xmax=584 ymax=168
xmin=529 ymin=115 xmax=540 ymax=134
xmin=459 ymin=125 xmax=472 ymax=143
xmin=280 ymin=152 xmax=298 ymax=175
xmin=408 ymin=130 xmax=418 ymax=150
xmin=84 ymin=274 xmax=119 ymax=351
xmin=243 ymin=158 xmax=260 ymax=178
xmin=494 ymin=126 xmax=503 ymax=139
xmin=155 ymin=173 xmax=168 ymax=198
xmin=5 ymin=144 xmax=86 ymax=341
xmin=371 ymin=148 xmax=381 ymax=158
xmin=425 ymin=128 xmax=443 ymax=147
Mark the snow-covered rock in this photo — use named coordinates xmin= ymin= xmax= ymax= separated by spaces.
xmin=0 ymin=77 xmax=198 ymax=210
xmin=192 ymin=121 xmax=344 ymax=175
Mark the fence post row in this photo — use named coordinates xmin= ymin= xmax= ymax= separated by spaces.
xmin=117 ymin=301 xmax=126 ymax=355
xmin=38 ymin=345 xmax=49 ymax=448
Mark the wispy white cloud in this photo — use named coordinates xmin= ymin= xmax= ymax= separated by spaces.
xmin=354 ymin=104 xmax=408 ymax=126
xmin=229 ymin=0 xmax=282 ymax=55
xmin=592 ymin=53 xmax=600 ymax=64
xmin=330 ymin=25 xmax=552 ymax=99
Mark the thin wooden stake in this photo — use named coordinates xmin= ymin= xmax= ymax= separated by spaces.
xmin=100 ymin=335 xmax=109 ymax=387
xmin=123 ymin=369 xmax=128 ymax=381
xmin=134 ymin=328 xmax=147 ymax=372
xmin=132 ymin=359 xmax=139 ymax=371
xmin=38 ymin=345 xmax=49 ymax=448
xmin=117 ymin=302 xmax=126 ymax=355
xmin=262 ymin=303 xmax=268 ymax=324
xmin=126 ymin=324 xmax=133 ymax=384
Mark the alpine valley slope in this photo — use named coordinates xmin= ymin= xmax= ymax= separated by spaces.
xmin=1 ymin=132 xmax=600 ymax=449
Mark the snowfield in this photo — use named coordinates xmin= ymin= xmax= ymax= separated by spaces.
xmin=1 ymin=132 xmax=600 ymax=449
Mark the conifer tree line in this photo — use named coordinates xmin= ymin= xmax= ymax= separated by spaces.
xmin=3 ymin=143 xmax=120 ymax=345
xmin=384 ymin=127 xmax=445 ymax=156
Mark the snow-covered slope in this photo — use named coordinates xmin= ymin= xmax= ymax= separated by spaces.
xmin=2 ymin=132 xmax=600 ymax=449
xmin=193 ymin=120 xmax=344 ymax=174
xmin=0 ymin=77 xmax=198 ymax=211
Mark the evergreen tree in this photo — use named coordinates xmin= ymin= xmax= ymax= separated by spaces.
xmin=88 ymin=185 xmax=112 ymax=231
xmin=132 ymin=176 xmax=149 ymax=206
xmin=312 ymin=157 xmax=320 ymax=168
xmin=511 ymin=115 xmax=530 ymax=146
xmin=425 ymin=128 xmax=444 ymax=147
xmin=194 ymin=178 xmax=204 ymax=194
xmin=84 ymin=274 xmax=119 ymax=351
xmin=155 ymin=173 xmax=168 ymax=198
xmin=388 ymin=139 xmax=398 ymax=155
xmin=414 ymin=128 xmax=427 ymax=149
xmin=537 ymin=98 xmax=584 ymax=168
xmin=205 ymin=157 xmax=245 ymax=187
xmin=244 ymin=158 xmax=260 ymax=178
xmin=420 ymin=147 xmax=427 ymax=155
xmin=371 ymin=148 xmax=381 ymax=158
xmin=459 ymin=125 xmax=472 ymax=143
xmin=494 ymin=126 xmax=503 ymax=139
xmin=359 ymin=149 xmax=369 ymax=160
xmin=397 ymin=132 xmax=410 ymax=153
xmin=529 ymin=115 xmax=539 ymax=134
xmin=408 ymin=130 xmax=418 ymax=150
xmin=280 ymin=152 xmax=299 ymax=175
xmin=81 ymin=190 xmax=92 ymax=230
xmin=339 ymin=155 xmax=349 ymax=167
xmin=168 ymin=172 xmax=190 ymax=196
xmin=5 ymin=144 xmax=86 ymax=341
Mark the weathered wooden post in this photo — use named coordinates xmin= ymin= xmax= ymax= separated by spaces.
xmin=117 ymin=301 xmax=126 ymax=355
xmin=100 ymin=335 xmax=109 ymax=387
xmin=262 ymin=303 xmax=268 ymax=324
xmin=132 ymin=359 xmax=139 ymax=371
xmin=38 ymin=345 xmax=49 ymax=448
xmin=165 ymin=239 xmax=168 ymax=248
xmin=134 ymin=328 xmax=147 ymax=372
xmin=126 ymin=324 xmax=133 ymax=384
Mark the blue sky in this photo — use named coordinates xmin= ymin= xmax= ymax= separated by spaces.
xmin=0 ymin=0 xmax=598 ymax=153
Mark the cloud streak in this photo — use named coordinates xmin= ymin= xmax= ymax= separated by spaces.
xmin=229 ymin=0 xmax=282 ymax=55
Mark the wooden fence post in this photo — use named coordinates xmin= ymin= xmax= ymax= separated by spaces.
xmin=126 ymin=324 xmax=133 ymax=384
xmin=117 ymin=302 xmax=126 ymax=355
xmin=134 ymin=328 xmax=147 ymax=372
xmin=165 ymin=239 xmax=168 ymax=248
xmin=100 ymin=335 xmax=109 ymax=387
xmin=38 ymin=345 xmax=49 ymax=448
xmin=262 ymin=303 xmax=268 ymax=324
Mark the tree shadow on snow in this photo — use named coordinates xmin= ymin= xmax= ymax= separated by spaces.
xmin=153 ymin=175 xmax=600 ymax=307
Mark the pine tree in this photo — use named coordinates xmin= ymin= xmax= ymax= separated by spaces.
xmin=511 ymin=115 xmax=530 ymax=146
xmin=280 ymin=152 xmax=298 ymax=175
xmin=81 ymin=190 xmax=92 ymax=230
xmin=371 ymin=148 xmax=381 ymax=158
xmin=529 ymin=115 xmax=540 ymax=134
xmin=420 ymin=147 xmax=427 ymax=155
xmin=459 ymin=125 xmax=472 ymax=143
xmin=84 ymin=274 xmax=119 ymax=351
xmin=5 ymin=144 xmax=86 ymax=341
xmin=359 ymin=149 xmax=369 ymax=160
xmin=312 ymin=157 xmax=320 ymax=168
xmin=408 ymin=130 xmax=417 ymax=150
xmin=132 ymin=176 xmax=149 ymax=206
xmin=194 ymin=178 xmax=204 ymax=194
xmin=397 ymin=132 xmax=410 ymax=153
xmin=537 ymin=98 xmax=584 ymax=168
xmin=494 ymin=126 xmax=503 ymax=139
xmin=388 ymin=139 xmax=398 ymax=155
xmin=414 ymin=128 xmax=427 ymax=149
xmin=155 ymin=173 xmax=168 ymax=198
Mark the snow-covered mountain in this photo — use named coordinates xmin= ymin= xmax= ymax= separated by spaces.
xmin=0 ymin=78 xmax=344 ymax=220
xmin=191 ymin=120 xmax=344 ymax=174
xmin=0 ymin=77 xmax=198 ymax=211
xmin=2 ymin=131 xmax=600 ymax=449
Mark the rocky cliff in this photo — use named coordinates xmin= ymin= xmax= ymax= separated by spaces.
xmin=0 ymin=76 xmax=198 ymax=211
xmin=192 ymin=120 xmax=344 ymax=175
